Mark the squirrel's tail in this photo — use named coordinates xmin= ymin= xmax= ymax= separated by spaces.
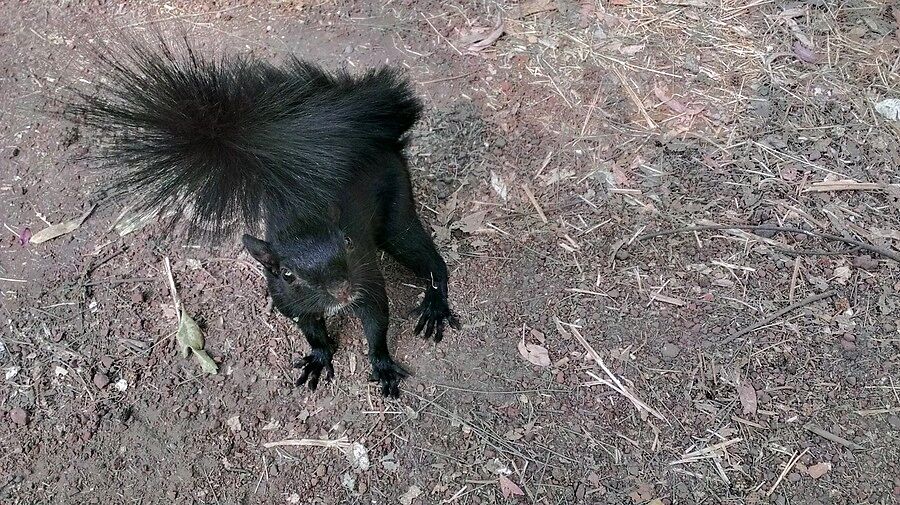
xmin=71 ymin=39 xmax=422 ymax=239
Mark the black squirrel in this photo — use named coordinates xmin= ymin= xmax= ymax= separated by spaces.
xmin=72 ymin=41 xmax=460 ymax=397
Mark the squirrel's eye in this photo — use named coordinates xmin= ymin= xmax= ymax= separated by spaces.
xmin=344 ymin=236 xmax=354 ymax=250
xmin=280 ymin=268 xmax=294 ymax=281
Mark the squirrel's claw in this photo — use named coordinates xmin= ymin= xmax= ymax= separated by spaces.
xmin=369 ymin=358 xmax=409 ymax=398
xmin=294 ymin=350 xmax=335 ymax=391
xmin=412 ymin=287 xmax=460 ymax=343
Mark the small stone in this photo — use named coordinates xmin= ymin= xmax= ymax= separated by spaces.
xmin=316 ymin=464 xmax=327 ymax=478
xmin=357 ymin=480 xmax=368 ymax=494
xmin=93 ymin=372 xmax=110 ymax=389
xmin=661 ymin=343 xmax=681 ymax=358
xmin=575 ymin=483 xmax=586 ymax=500
xmin=130 ymin=291 xmax=144 ymax=304
xmin=615 ymin=249 xmax=630 ymax=260
xmin=100 ymin=356 xmax=114 ymax=369
xmin=10 ymin=407 xmax=28 ymax=426
xmin=887 ymin=415 xmax=900 ymax=430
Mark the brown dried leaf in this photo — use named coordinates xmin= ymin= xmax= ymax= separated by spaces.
xmin=618 ymin=43 xmax=645 ymax=56
xmin=520 ymin=0 xmax=557 ymax=17
xmin=518 ymin=337 xmax=551 ymax=367
xmin=451 ymin=210 xmax=488 ymax=234
xmin=467 ymin=17 xmax=505 ymax=52
xmin=806 ymin=461 xmax=831 ymax=479
xmin=498 ymin=476 xmax=525 ymax=498
xmin=736 ymin=381 xmax=758 ymax=415
xmin=793 ymin=41 xmax=820 ymax=63
xmin=30 ymin=205 xmax=95 ymax=244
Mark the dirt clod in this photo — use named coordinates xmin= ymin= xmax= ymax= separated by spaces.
xmin=9 ymin=408 xmax=28 ymax=426
xmin=92 ymin=372 xmax=110 ymax=389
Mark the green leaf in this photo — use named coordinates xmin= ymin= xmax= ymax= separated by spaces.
xmin=193 ymin=350 xmax=219 ymax=375
xmin=177 ymin=309 xmax=204 ymax=358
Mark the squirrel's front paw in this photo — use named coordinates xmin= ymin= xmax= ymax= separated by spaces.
xmin=293 ymin=349 xmax=335 ymax=391
xmin=369 ymin=357 xmax=409 ymax=398
xmin=412 ymin=287 xmax=461 ymax=343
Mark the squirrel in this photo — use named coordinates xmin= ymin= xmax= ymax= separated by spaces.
xmin=71 ymin=40 xmax=460 ymax=398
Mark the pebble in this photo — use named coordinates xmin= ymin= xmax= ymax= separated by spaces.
xmin=887 ymin=415 xmax=900 ymax=430
xmin=10 ymin=407 xmax=28 ymax=426
xmin=93 ymin=372 xmax=110 ymax=389
xmin=661 ymin=343 xmax=681 ymax=358
xmin=316 ymin=464 xmax=327 ymax=477
xmin=100 ymin=356 xmax=114 ymax=369
xmin=357 ymin=480 xmax=368 ymax=494
xmin=130 ymin=291 xmax=144 ymax=304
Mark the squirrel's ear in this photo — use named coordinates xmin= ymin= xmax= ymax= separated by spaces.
xmin=242 ymin=234 xmax=278 ymax=269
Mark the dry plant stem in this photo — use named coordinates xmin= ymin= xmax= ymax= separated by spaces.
xmin=804 ymin=423 xmax=864 ymax=451
xmin=163 ymin=256 xmax=181 ymax=314
xmin=722 ymin=290 xmax=839 ymax=345
xmin=262 ymin=437 xmax=350 ymax=450
xmin=561 ymin=319 xmax=668 ymax=423
xmin=637 ymin=225 xmax=900 ymax=263
xmin=767 ymin=448 xmax=808 ymax=497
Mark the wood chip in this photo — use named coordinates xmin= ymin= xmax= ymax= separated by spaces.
xmin=649 ymin=293 xmax=686 ymax=306
xmin=804 ymin=423 xmax=864 ymax=450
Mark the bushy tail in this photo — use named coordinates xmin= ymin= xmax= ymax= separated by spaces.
xmin=71 ymin=39 xmax=422 ymax=240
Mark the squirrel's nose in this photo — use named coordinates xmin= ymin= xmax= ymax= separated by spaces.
xmin=328 ymin=281 xmax=353 ymax=303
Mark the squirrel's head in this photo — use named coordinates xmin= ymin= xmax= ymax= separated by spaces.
xmin=242 ymin=224 xmax=365 ymax=315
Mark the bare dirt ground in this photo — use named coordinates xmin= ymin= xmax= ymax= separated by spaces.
xmin=2 ymin=1 xmax=900 ymax=504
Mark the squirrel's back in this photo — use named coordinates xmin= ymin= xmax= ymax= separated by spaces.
xmin=72 ymin=40 xmax=422 ymax=240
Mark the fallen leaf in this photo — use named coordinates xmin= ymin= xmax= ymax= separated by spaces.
xmin=399 ymin=485 xmax=422 ymax=505
xmin=578 ymin=0 xmax=596 ymax=26
xmin=467 ymin=17 xmax=505 ymax=52
xmin=451 ymin=210 xmax=488 ymax=234
xmin=833 ymin=265 xmax=852 ymax=285
xmin=30 ymin=205 xmax=95 ymax=244
xmin=618 ymin=43 xmax=645 ymax=56
xmin=806 ymin=461 xmax=831 ymax=479
xmin=736 ymin=380 xmax=758 ymax=416
xmin=519 ymin=0 xmax=557 ymax=17
xmin=793 ymin=41 xmax=820 ymax=63
xmin=498 ymin=476 xmax=524 ymax=498
xmin=193 ymin=349 xmax=219 ymax=374
xmin=177 ymin=309 xmax=205 ymax=358
xmin=518 ymin=337 xmax=551 ymax=367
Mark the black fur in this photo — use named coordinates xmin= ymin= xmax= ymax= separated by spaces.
xmin=71 ymin=39 xmax=421 ymax=240
xmin=72 ymin=39 xmax=459 ymax=397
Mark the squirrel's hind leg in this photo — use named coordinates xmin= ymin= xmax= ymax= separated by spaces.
xmin=377 ymin=178 xmax=460 ymax=343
